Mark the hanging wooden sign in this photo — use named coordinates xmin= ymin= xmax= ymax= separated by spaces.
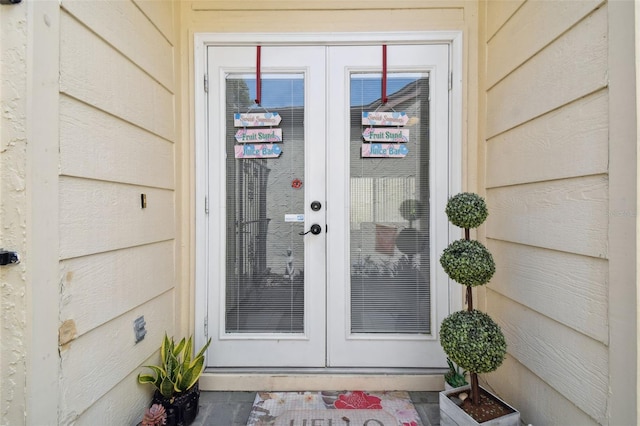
xmin=234 ymin=112 xmax=281 ymax=127
xmin=234 ymin=144 xmax=282 ymax=159
xmin=361 ymin=143 xmax=408 ymax=158
xmin=362 ymin=111 xmax=409 ymax=126
xmin=235 ymin=128 xmax=282 ymax=143
xmin=362 ymin=127 xmax=409 ymax=143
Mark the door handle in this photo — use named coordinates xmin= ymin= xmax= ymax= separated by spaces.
xmin=299 ymin=224 xmax=322 ymax=235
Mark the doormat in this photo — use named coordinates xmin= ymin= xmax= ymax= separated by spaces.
xmin=246 ymin=391 xmax=423 ymax=425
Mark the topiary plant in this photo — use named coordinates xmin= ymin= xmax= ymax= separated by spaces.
xmin=440 ymin=240 xmax=495 ymax=287
xmin=439 ymin=192 xmax=506 ymax=406
xmin=445 ymin=192 xmax=488 ymax=229
xmin=440 ymin=310 xmax=506 ymax=374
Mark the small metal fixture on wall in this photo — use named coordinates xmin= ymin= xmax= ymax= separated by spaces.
xmin=0 ymin=250 xmax=19 ymax=266
xmin=133 ymin=316 xmax=147 ymax=343
xmin=0 ymin=0 xmax=22 ymax=5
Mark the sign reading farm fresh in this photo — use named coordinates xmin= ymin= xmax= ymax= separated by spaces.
xmin=234 ymin=112 xmax=281 ymax=127
xmin=362 ymin=127 xmax=409 ymax=143
xmin=362 ymin=143 xmax=409 ymax=158
xmin=235 ymin=128 xmax=282 ymax=143
xmin=362 ymin=111 xmax=409 ymax=126
xmin=234 ymin=144 xmax=282 ymax=159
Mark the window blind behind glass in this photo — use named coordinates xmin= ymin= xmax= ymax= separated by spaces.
xmin=349 ymin=73 xmax=431 ymax=334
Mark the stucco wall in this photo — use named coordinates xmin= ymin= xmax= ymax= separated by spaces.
xmin=480 ymin=1 xmax=637 ymax=424
xmin=0 ymin=3 xmax=28 ymax=425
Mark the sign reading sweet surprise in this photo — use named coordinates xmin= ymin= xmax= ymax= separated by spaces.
xmin=234 ymin=112 xmax=281 ymax=127
xmin=361 ymin=111 xmax=409 ymax=126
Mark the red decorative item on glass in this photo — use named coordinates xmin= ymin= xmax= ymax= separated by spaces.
xmin=291 ymin=179 xmax=303 ymax=189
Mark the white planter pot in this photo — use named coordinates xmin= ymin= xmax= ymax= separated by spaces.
xmin=440 ymin=385 xmax=520 ymax=426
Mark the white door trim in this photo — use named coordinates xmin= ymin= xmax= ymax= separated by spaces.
xmin=194 ymin=31 xmax=463 ymax=371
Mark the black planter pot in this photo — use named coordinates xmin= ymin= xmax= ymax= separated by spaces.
xmin=151 ymin=382 xmax=200 ymax=426
xmin=396 ymin=228 xmax=424 ymax=255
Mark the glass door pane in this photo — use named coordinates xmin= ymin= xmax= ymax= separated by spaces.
xmin=225 ymin=74 xmax=305 ymax=333
xmin=349 ymin=73 xmax=431 ymax=334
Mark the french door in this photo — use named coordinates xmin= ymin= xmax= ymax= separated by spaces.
xmin=202 ymin=43 xmax=452 ymax=368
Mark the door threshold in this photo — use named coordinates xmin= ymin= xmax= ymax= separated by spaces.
xmin=200 ymin=368 xmax=446 ymax=392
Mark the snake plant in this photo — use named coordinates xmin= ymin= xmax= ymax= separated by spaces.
xmin=138 ymin=333 xmax=212 ymax=398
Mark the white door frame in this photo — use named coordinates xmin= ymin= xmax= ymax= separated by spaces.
xmin=194 ymin=31 xmax=463 ymax=382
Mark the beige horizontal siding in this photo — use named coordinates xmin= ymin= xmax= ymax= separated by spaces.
xmin=60 ymin=241 xmax=175 ymax=337
xmin=134 ymin=0 xmax=175 ymax=44
xmin=485 ymin=355 xmax=599 ymax=426
xmin=485 ymin=0 xmax=523 ymax=41
xmin=487 ymin=239 xmax=608 ymax=344
xmin=487 ymin=0 xmax=603 ymax=88
xmin=59 ymin=10 xmax=174 ymax=141
xmin=486 ymin=175 xmax=608 ymax=258
xmin=486 ymin=5 xmax=608 ymax=138
xmin=59 ymin=177 xmax=175 ymax=259
xmin=60 ymin=96 xmax=174 ymax=190
xmin=488 ymin=292 xmax=608 ymax=423
xmin=59 ymin=291 xmax=174 ymax=422
xmin=486 ymin=89 xmax=608 ymax=188
xmin=61 ymin=0 xmax=174 ymax=91
xmin=74 ymin=363 xmax=155 ymax=426
xmin=56 ymin=1 xmax=177 ymax=424
xmin=482 ymin=1 xmax=610 ymax=423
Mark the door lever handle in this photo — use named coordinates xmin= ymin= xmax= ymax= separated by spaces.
xmin=299 ymin=224 xmax=322 ymax=235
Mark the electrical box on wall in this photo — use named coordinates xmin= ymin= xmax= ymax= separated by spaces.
xmin=133 ymin=316 xmax=147 ymax=343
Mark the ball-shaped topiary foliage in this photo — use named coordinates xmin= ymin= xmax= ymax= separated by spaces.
xmin=440 ymin=309 xmax=506 ymax=374
xmin=440 ymin=239 xmax=495 ymax=287
xmin=445 ymin=193 xmax=488 ymax=229
xmin=399 ymin=199 xmax=424 ymax=222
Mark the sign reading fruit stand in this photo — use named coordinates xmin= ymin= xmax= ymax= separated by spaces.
xmin=235 ymin=128 xmax=282 ymax=143
xmin=234 ymin=112 xmax=283 ymax=159
xmin=362 ymin=128 xmax=409 ymax=142
xmin=361 ymin=111 xmax=410 ymax=158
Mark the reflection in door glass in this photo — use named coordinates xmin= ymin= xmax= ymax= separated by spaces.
xmin=350 ymin=73 xmax=431 ymax=334
xmin=225 ymin=74 xmax=305 ymax=333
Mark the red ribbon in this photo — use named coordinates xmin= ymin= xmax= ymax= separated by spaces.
xmin=381 ymin=44 xmax=388 ymax=105
xmin=255 ymin=46 xmax=261 ymax=105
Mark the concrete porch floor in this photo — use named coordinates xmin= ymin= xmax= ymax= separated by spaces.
xmin=191 ymin=391 xmax=441 ymax=425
